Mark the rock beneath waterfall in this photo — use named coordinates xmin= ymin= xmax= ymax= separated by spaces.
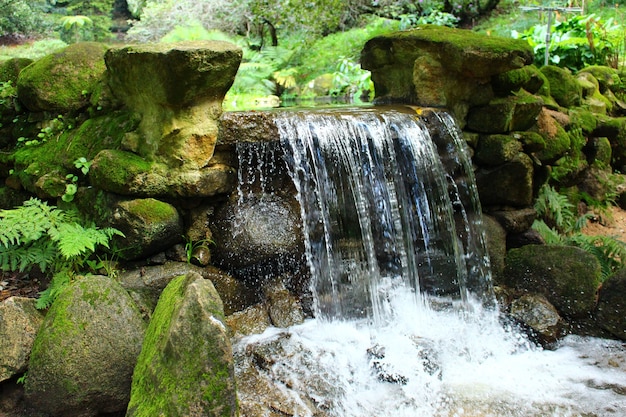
xmin=595 ymin=268 xmax=626 ymax=340
xmin=264 ymin=278 xmax=305 ymax=328
xmin=24 ymin=275 xmax=146 ymax=417
xmin=510 ymin=294 xmax=564 ymax=344
xmin=126 ymin=272 xmax=237 ymax=417
xmin=211 ymin=193 xmax=304 ymax=272
xmin=502 ymin=245 xmax=602 ymax=318
xmin=0 ymin=297 xmax=44 ymax=382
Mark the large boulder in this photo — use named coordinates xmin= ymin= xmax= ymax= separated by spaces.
xmin=540 ymin=65 xmax=582 ymax=108
xmin=361 ymin=25 xmax=533 ymax=122
xmin=0 ymin=297 xmax=44 ymax=382
xmin=17 ymin=42 xmax=108 ymax=113
xmin=502 ymin=245 xmax=602 ymax=318
xmin=105 ymin=41 xmax=242 ymax=169
xmin=475 ymin=153 xmax=534 ymax=207
xmin=25 ymin=275 xmax=146 ymax=416
xmin=126 ymin=272 xmax=238 ymax=417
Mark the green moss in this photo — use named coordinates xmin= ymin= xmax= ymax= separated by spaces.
xmin=125 ymin=198 xmax=178 ymax=224
xmin=535 ymin=123 xmax=571 ymax=163
xmin=569 ymin=108 xmax=598 ymax=134
xmin=493 ymin=65 xmax=545 ymax=96
xmin=88 ymin=149 xmax=153 ymax=194
xmin=541 ymin=65 xmax=582 ymax=108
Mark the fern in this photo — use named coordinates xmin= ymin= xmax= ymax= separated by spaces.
xmin=533 ymin=184 xmax=626 ymax=280
xmin=0 ymin=198 xmax=124 ymax=308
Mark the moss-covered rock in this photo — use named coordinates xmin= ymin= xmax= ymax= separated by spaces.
xmin=467 ymin=93 xmax=544 ymax=133
xmin=109 ymin=197 xmax=184 ymax=260
xmin=540 ymin=65 xmax=582 ymax=108
xmin=0 ymin=58 xmax=33 ymax=84
xmin=533 ymin=109 xmax=572 ymax=163
xmin=492 ymin=65 xmax=545 ymax=96
xmin=569 ymin=107 xmax=598 ymax=134
xmin=578 ymin=65 xmax=621 ymax=94
xmin=25 ymin=275 xmax=146 ymax=416
xmin=0 ymin=297 xmax=44 ymax=382
xmin=126 ymin=272 xmax=238 ymax=417
xmin=474 ymin=134 xmax=523 ymax=165
xmin=89 ymin=148 xmax=237 ymax=198
xmin=361 ymin=25 xmax=533 ymax=121
xmin=511 ymin=130 xmax=545 ymax=153
xmin=502 ymin=245 xmax=602 ymax=318
xmin=11 ymin=110 xmax=139 ymax=198
xmin=16 ymin=42 xmax=108 ymax=113
xmin=105 ymin=41 xmax=242 ymax=169
xmin=475 ymin=153 xmax=534 ymax=207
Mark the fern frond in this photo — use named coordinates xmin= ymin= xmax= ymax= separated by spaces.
xmin=36 ymin=270 xmax=72 ymax=309
xmin=567 ymin=233 xmax=626 ymax=280
xmin=531 ymin=219 xmax=564 ymax=245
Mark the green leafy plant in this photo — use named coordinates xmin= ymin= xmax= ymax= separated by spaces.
xmin=183 ymin=235 xmax=214 ymax=264
xmin=62 ymin=157 xmax=91 ymax=202
xmin=0 ymin=198 xmax=124 ymax=308
xmin=58 ymin=15 xmax=94 ymax=43
xmin=331 ymin=57 xmax=373 ymax=100
xmin=515 ymin=13 xmax=622 ymax=70
xmin=532 ymin=184 xmax=626 ymax=280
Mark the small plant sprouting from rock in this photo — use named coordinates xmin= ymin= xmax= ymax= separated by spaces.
xmin=183 ymin=235 xmax=214 ymax=265
xmin=0 ymin=198 xmax=124 ymax=308
xmin=62 ymin=157 xmax=91 ymax=202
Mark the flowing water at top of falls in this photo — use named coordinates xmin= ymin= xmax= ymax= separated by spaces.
xmin=233 ymin=107 xmax=626 ymax=416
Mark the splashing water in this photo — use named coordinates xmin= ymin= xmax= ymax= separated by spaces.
xmin=233 ymin=107 xmax=626 ymax=416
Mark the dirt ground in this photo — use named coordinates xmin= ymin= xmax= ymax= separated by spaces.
xmin=582 ymin=205 xmax=626 ymax=243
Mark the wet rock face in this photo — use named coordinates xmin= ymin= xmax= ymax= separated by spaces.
xmin=211 ymin=193 xmax=304 ymax=273
xmin=595 ymin=269 xmax=626 ymax=340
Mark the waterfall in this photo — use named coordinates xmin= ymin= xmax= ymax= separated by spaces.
xmin=276 ymin=107 xmax=492 ymax=323
xmin=233 ymin=106 xmax=626 ymax=417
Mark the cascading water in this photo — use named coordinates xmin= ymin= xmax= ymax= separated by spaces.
xmin=233 ymin=107 xmax=626 ymax=417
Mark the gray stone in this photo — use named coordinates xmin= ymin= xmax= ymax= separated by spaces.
xmin=510 ymin=294 xmax=563 ymax=343
xmin=25 ymin=275 xmax=146 ymax=416
xmin=595 ymin=268 xmax=626 ymax=340
xmin=0 ymin=297 xmax=44 ymax=382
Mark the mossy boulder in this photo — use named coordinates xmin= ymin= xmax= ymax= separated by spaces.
xmin=16 ymin=42 xmax=108 ymax=113
xmin=475 ymin=153 xmax=534 ymax=207
xmin=492 ymin=65 xmax=546 ymax=96
xmin=105 ymin=41 xmax=242 ymax=169
xmin=474 ymin=134 xmax=523 ymax=165
xmin=569 ymin=107 xmax=598 ymax=134
xmin=540 ymin=65 xmax=582 ymax=108
xmin=533 ymin=109 xmax=572 ymax=163
xmin=88 ymin=148 xmax=236 ymax=198
xmin=0 ymin=297 xmax=44 ymax=382
xmin=578 ymin=66 xmax=620 ymax=94
xmin=108 ymin=197 xmax=184 ymax=260
xmin=11 ymin=110 xmax=139 ymax=199
xmin=126 ymin=272 xmax=238 ymax=417
xmin=361 ymin=25 xmax=533 ymax=121
xmin=25 ymin=275 xmax=146 ymax=416
xmin=466 ymin=93 xmax=544 ymax=133
xmin=0 ymin=57 xmax=33 ymax=84
xmin=502 ymin=245 xmax=602 ymax=318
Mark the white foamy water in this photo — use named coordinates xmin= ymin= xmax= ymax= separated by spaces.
xmin=236 ymin=291 xmax=626 ymax=416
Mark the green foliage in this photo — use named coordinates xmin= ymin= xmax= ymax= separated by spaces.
xmin=17 ymin=114 xmax=72 ymax=148
xmin=183 ymin=235 xmax=213 ymax=264
xmin=62 ymin=157 xmax=91 ymax=202
xmin=0 ymin=39 xmax=67 ymax=61
xmin=0 ymin=0 xmax=52 ymax=36
xmin=0 ymin=198 xmax=124 ymax=308
xmin=514 ymin=13 xmax=622 ymax=70
xmin=228 ymin=46 xmax=297 ymax=97
xmin=58 ymin=15 xmax=94 ymax=43
xmin=533 ymin=184 xmax=626 ymax=280
xmin=160 ymin=22 xmax=239 ymax=43
xmin=331 ymin=57 xmax=373 ymax=100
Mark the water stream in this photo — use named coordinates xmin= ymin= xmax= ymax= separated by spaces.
xmin=233 ymin=107 xmax=626 ymax=416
